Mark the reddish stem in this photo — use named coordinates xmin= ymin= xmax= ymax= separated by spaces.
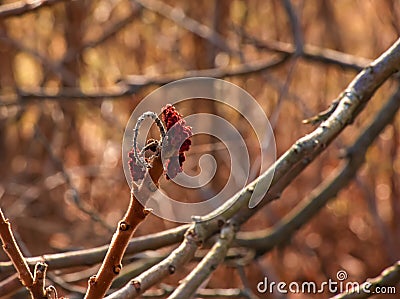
xmin=0 ymin=208 xmax=47 ymax=298
xmin=84 ymin=155 xmax=164 ymax=299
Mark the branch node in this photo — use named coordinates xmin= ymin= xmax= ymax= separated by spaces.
xmin=143 ymin=208 xmax=152 ymax=215
xmin=46 ymin=285 xmax=58 ymax=299
xmin=132 ymin=280 xmax=141 ymax=291
xmin=168 ymin=265 xmax=176 ymax=274
xmin=217 ymin=219 xmax=225 ymax=228
xmin=113 ymin=264 xmax=122 ymax=275
xmin=119 ymin=221 xmax=130 ymax=231
xmin=88 ymin=275 xmax=97 ymax=286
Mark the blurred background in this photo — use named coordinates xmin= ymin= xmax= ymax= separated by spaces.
xmin=0 ymin=0 xmax=399 ymax=298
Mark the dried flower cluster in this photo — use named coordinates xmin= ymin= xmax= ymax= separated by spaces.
xmin=128 ymin=104 xmax=192 ymax=182
xmin=128 ymin=149 xmax=146 ymax=181
xmin=161 ymin=104 xmax=192 ymax=179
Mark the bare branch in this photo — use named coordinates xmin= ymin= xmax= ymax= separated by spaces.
xmin=238 ymin=29 xmax=370 ymax=71
xmin=0 ymin=0 xmax=68 ymax=19
xmin=0 ymin=55 xmax=288 ymax=106
xmin=105 ymin=38 xmax=400 ymax=298
xmin=105 ymin=225 xmax=200 ymax=298
xmin=168 ymin=224 xmax=235 ymax=299
xmin=84 ymin=192 xmax=151 ymax=299
xmin=236 ymin=86 xmax=400 ymax=253
xmin=133 ymin=0 xmax=238 ymax=55
xmin=0 ymin=35 xmax=77 ymax=86
xmin=0 ymin=209 xmax=57 ymax=298
xmin=0 ymin=225 xmax=188 ymax=277
xmin=142 ymin=285 xmax=250 ymax=298
xmin=0 ymin=208 xmax=34 ymax=289
xmin=230 ymin=38 xmax=400 ymax=226
xmin=34 ymin=126 xmax=114 ymax=232
xmin=30 ymin=263 xmax=47 ymax=298
xmin=84 ymin=155 xmax=164 ymax=299
xmin=282 ymin=0 xmax=304 ymax=55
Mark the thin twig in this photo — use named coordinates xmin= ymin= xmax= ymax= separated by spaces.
xmin=142 ymin=284 xmax=250 ymax=298
xmin=230 ymin=38 xmax=400 ymax=226
xmin=238 ymin=28 xmax=370 ymax=71
xmin=0 ymin=225 xmax=187 ymax=277
xmin=133 ymin=0 xmax=239 ymax=56
xmin=0 ymin=209 xmax=52 ymax=298
xmin=83 ymin=193 xmax=151 ymax=299
xmin=269 ymin=58 xmax=298 ymax=128
xmin=0 ymin=208 xmax=34 ymax=289
xmin=0 ymin=0 xmax=68 ymax=19
xmin=133 ymin=112 xmax=166 ymax=167
xmin=236 ymin=86 xmax=400 ymax=254
xmin=0 ymin=35 xmax=77 ymax=86
xmin=61 ymin=2 xmax=142 ymax=65
xmin=0 ymin=55 xmax=288 ymax=106
xmin=282 ymin=0 xmax=304 ymax=55
xmin=105 ymin=224 xmax=200 ymax=298
xmin=34 ymin=126 xmax=114 ymax=232
xmin=167 ymin=224 xmax=235 ymax=299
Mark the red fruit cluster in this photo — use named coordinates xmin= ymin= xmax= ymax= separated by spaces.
xmin=128 ymin=150 xmax=145 ymax=181
xmin=161 ymin=104 xmax=192 ymax=179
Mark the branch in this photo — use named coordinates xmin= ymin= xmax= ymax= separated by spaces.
xmin=236 ymin=86 xmax=400 ymax=253
xmin=83 ymin=193 xmax=151 ymax=299
xmin=229 ymin=38 xmax=400 ymax=226
xmin=330 ymin=261 xmax=400 ymax=299
xmin=61 ymin=3 xmax=142 ymax=65
xmin=105 ymin=224 xmax=201 ymax=298
xmin=0 ymin=35 xmax=77 ymax=86
xmin=282 ymin=0 xmax=304 ymax=55
xmin=142 ymin=285 xmax=250 ymax=298
xmin=238 ymin=29 xmax=370 ymax=71
xmin=0 ymin=0 xmax=68 ymax=19
xmin=0 ymin=55 xmax=288 ymax=106
xmin=105 ymin=38 xmax=400 ymax=298
xmin=34 ymin=126 xmax=114 ymax=232
xmin=167 ymin=224 xmax=235 ymax=299
xmin=83 ymin=156 xmax=164 ymax=299
xmin=122 ymin=55 xmax=288 ymax=86
xmin=0 ymin=209 xmax=53 ymax=298
xmin=133 ymin=0 xmax=238 ymax=55
xmin=0 ymin=208 xmax=33 ymax=289
xmin=30 ymin=263 xmax=48 ymax=298
xmin=0 ymin=225 xmax=188 ymax=277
